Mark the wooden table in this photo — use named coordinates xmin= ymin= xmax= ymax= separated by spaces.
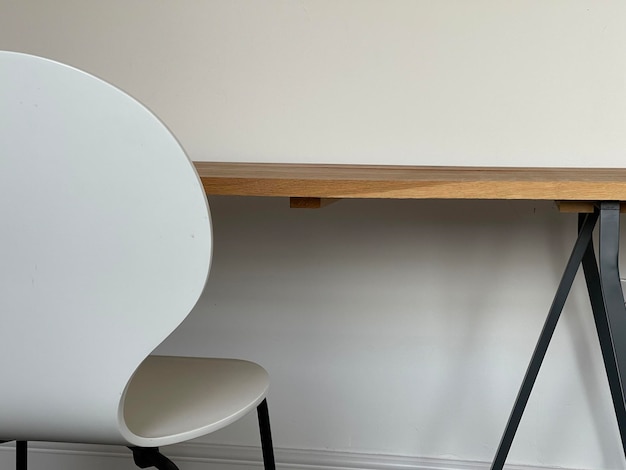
xmin=194 ymin=162 xmax=626 ymax=209
xmin=194 ymin=162 xmax=626 ymax=469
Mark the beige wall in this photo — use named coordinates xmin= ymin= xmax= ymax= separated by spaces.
xmin=2 ymin=1 xmax=625 ymax=167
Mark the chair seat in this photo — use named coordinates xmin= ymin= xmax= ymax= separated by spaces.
xmin=121 ymin=356 xmax=270 ymax=447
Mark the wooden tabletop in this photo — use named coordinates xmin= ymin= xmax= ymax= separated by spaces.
xmin=194 ymin=162 xmax=626 ymax=204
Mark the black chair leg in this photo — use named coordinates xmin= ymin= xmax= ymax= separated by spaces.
xmin=257 ymin=399 xmax=276 ymax=470
xmin=129 ymin=447 xmax=179 ymax=470
xmin=8 ymin=423 xmax=274 ymax=470
xmin=16 ymin=441 xmax=27 ymax=470
xmin=129 ymin=401 xmax=275 ymax=470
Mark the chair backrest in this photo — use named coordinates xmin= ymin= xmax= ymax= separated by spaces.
xmin=0 ymin=51 xmax=212 ymax=444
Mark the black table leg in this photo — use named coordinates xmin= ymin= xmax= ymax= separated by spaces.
xmin=490 ymin=211 xmax=599 ymax=470
xmin=587 ymin=202 xmax=626 ymax=452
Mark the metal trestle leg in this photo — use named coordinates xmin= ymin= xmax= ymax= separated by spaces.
xmin=492 ymin=202 xmax=626 ymax=469
xmin=490 ymin=211 xmax=598 ymax=470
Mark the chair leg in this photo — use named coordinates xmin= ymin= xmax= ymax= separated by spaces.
xmin=257 ymin=399 xmax=276 ymax=470
xmin=128 ymin=447 xmax=179 ymax=470
xmin=129 ymin=402 xmax=275 ymax=470
xmin=16 ymin=441 xmax=27 ymax=470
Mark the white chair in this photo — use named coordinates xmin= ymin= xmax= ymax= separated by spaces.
xmin=0 ymin=51 xmax=275 ymax=470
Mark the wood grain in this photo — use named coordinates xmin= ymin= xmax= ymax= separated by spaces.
xmin=194 ymin=162 xmax=626 ymax=201
xmin=556 ymin=201 xmax=626 ymax=213
xmin=289 ymin=197 xmax=340 ymax=209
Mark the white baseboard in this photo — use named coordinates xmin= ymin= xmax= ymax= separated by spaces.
xmin=0 ymin=441 xmax=588 ymax=470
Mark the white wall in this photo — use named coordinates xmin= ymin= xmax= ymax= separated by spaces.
xmin=2 ymin=2 xmax=626 ymax=470
xmin=2 ymin=1 xmax=626 ymax=167
xmin=162 ymin=197 xmax=625 ymax=469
